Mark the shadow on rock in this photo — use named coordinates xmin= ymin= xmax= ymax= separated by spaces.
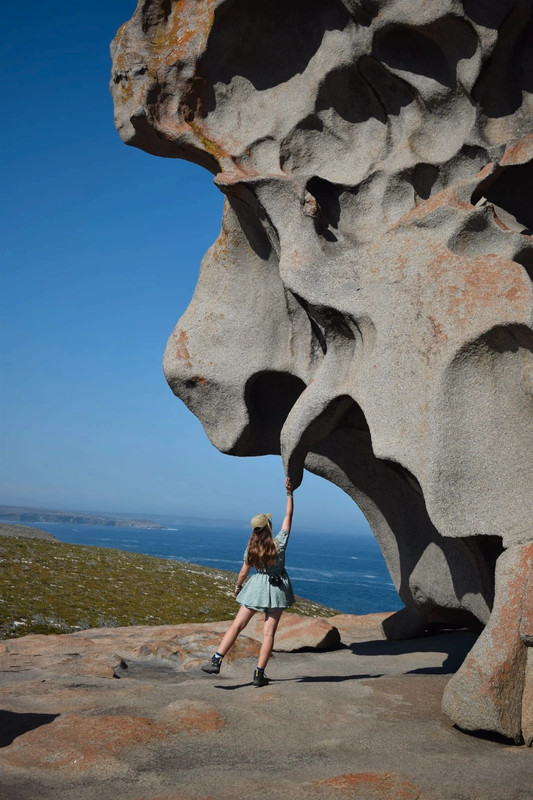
xmin=297 ymin=673 xmax=384 ymax=683
xmin=0 ymin=710 xmax=59 ymax=747
xmin=214 ymin=674 xmax=384 ymax=689
xmin=350 ymin=630 xmax=478 ymax=675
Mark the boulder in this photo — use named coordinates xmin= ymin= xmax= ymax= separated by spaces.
xmin=0 ymin=622 xmax=258 ymax=678
xmin=328 ymin=612 xmax=391 ymax=645
xmin=442 ymin=542 xmax=533 ymax=743
xmin=111 ymin=0 xmax=533 ymax=741
xmin=246 ymin=613 xmax=340 ymax=651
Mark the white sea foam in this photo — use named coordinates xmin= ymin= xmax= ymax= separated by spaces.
xmin=293 ymin=577 xmax=347 ymax=585
xmin=289 ymin=567 xmax=348 ymax=579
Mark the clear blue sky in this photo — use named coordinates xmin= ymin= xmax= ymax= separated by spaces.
xmin=1 ymin=2 xmax=370 ymax=534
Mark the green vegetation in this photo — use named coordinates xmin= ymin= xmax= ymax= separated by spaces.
xmin=0 ymin=536 xmax=337 ymax=639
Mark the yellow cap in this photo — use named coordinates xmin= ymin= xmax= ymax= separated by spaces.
xmin=250 ymin=513 xmax=272 ymax=531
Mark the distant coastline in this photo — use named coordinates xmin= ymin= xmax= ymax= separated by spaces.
xmin=0 ymin=505 xmax=164 ymax=530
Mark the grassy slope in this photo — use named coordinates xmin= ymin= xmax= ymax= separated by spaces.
xmin=0 ymin=536 xmax=337 ymax=639
xmin=0 ymin=523 xmax=58 ymax=540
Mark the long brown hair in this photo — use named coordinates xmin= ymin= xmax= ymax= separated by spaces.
xmin=246 ymin=521 xmax=277 ymax=569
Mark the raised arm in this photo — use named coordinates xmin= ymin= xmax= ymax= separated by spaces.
xmin=281 ymin=477 xmax=295 ymax=533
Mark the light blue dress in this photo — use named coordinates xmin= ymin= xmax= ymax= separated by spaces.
xmin=236 ymin=529 xmax=295 ymax=611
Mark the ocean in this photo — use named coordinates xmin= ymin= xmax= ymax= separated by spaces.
xmin=18 ymin=521 xmax=402 ymax=615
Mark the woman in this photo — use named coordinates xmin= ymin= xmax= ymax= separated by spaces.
xmin=201 ymin=477 xmax=296 ymax=686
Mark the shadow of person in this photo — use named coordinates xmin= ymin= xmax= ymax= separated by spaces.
xmin=297 ymin=673 xmax=384 ymax=683
xmin=214 ymin=677 xmax=299 ymax=690
xmin=213 ymin=673 xmax=385 ymax=688
xmin=349 ymin=629 xmax=479 ymax=675
xmin=0 ymin=710 xmax=59 ymax=747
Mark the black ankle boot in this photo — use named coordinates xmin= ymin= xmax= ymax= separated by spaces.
xmin=201 ymin=654 xmax=222 ymax=674
xmin=252 ymin=668 xmax=269 ymax=687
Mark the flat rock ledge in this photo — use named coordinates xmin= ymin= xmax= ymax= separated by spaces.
xmin=1 ymin=613 xmax=531 ymax=800
xmin=0 ymin=613 xmax=342 ymax=679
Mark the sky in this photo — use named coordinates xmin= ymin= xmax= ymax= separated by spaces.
xmin=1 ymin=2 xmax=371 ymax=535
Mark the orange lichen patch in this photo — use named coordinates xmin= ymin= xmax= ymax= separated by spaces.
xmin=401 ymin=186 xmax=470 ymax=224
xmin=246 ymin=613 xmax=340 ymax=651
xmin=189 ymin=375 xmax=207 ymax=390
xmin=500 ymin=133 xmax=533 ymax=167
xmin=522 ymin=648 xmax=533 ymax=746
xmin=162 ymin=700 xmax=224 ymax=733
xmin=215 ymin=169 xmax=255 ymax=189
xmin=503 ymin=283 xmax=525 ymax=303
xmin=111 ymin=21 xmax=133 ymax=63
xmin=253 ymin=691 xmax=276 ymax=703
xmin=111 ymin=46 xmax=159 ymax=111
xmin=397 ymin=254 xmax=408 ymax=273
xmin=146 ymin=106 xmax=225 ymax=164
xmin=290 ymin=249 xmax=303 ymax=267
xmin=113 ymin=51 xmax=129 ymax=74
xmin=120 ymin=81 xmax=135 ymax=106
xmin=134 ymin=796 xmax=215 ymax=800
xmin=114 ymin=21 xmax=129 ymax=43
xmin=145 ymin=0 xmax=217 ymax=62
xmin=427 ymin=314 xmax=448 ymax=344
xmin=474 ymin=161 xmax=497 ymax=183
xmin=111 ymin=1 xmax=226 ymax=164
xmin=1 ymin=714 xmax=177 ymax=771
xmin=488 ymin=205 xmax=511 ymax=231
xmin=424 ymin=245 xmax=530 ymax=326
xmin=459 ymin=254 xmax=530 ymax=317
xmin=208 ymin=229 xmax=228 ymax=261
xmin=398 ymin=161 xmax=498 ymax=228
xmin=175 ymin=329 xmax=192 ymax=368
xmin=111 ymin=51 xmax=135 ymax=105
xmin=490 ymin=548 xmax=531 ymax=649
xmin=315 ymin=771 xmax=420 ymax=799
xmin=186 ymin=119 xmax=226 ymax=161
xmin=519 ymin=543 xmax=533 ymax=644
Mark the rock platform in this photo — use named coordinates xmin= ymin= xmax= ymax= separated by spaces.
xmin=0 ymin=613 xmax=531 ymax=800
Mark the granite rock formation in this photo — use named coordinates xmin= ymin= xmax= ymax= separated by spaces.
xmin=111 ymin=1 xmax=533 ymax=742
xmin=5 ymin=615 xmax=533 ymax=799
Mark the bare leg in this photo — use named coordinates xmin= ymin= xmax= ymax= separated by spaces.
xmin=217 ymin=605 xmax=256 ymax=657
xmin=257 ymin=609 xmax=283 ymax=670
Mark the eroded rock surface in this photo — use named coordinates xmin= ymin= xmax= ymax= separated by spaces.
xmin=2 ymin=616 xmax=533 ymax=799
xmin=0 ymin=613 xmax=340 ymax=677
xmin=111 ymin=1 xmax=533 ymax=741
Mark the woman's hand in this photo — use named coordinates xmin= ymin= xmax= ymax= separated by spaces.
xmin=282 ymin=476 xmax=295 ymax=533
xmin=235 ymin=563 xmax=250 ymax=595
